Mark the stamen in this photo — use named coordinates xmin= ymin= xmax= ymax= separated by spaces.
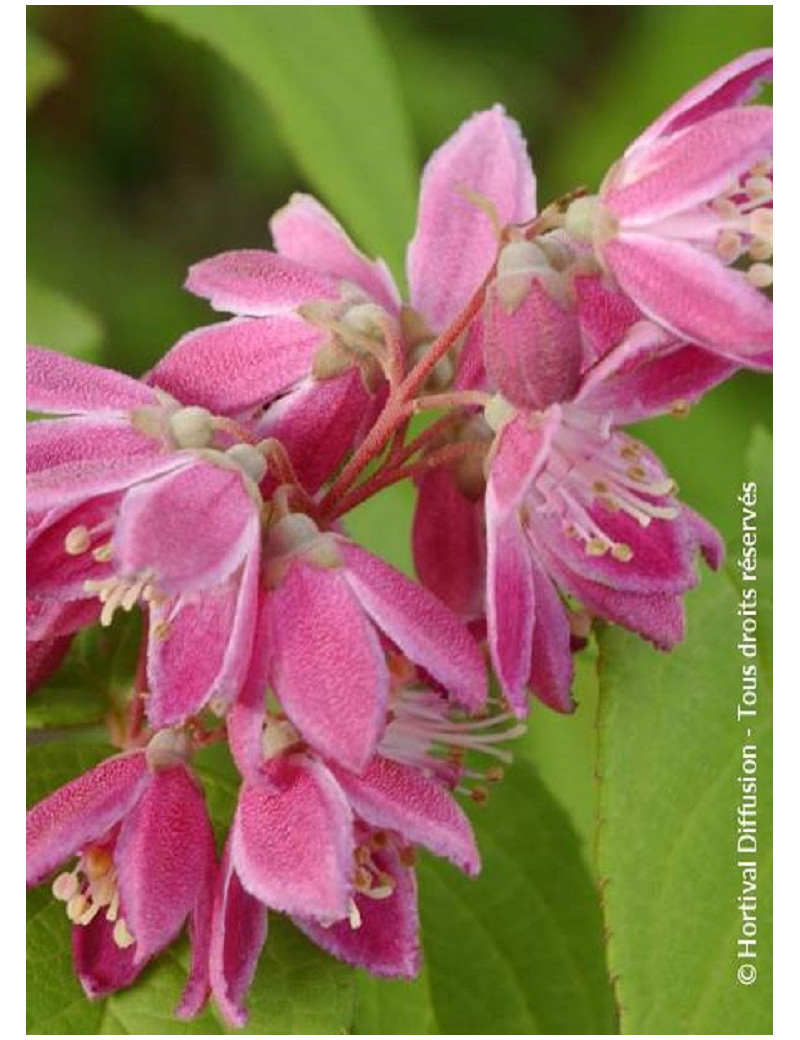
xmin=64 ymin=526 xmax=91 ymax=556
xmin=84 ymin=571 xmax=157 ymax=627
xmin=113 ymin=918 xmax=135 ymax=949
xmin=715 ymin=230 xmax=743 ymax=263
xmin=747 ymin=262 xmax=773 ymax=288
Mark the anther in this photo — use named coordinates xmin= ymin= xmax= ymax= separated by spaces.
xmin=52 ymin=872 xmax=79 ymax=902
xmin=747 ymin=262 xmax=773 ymax=289
xmin=586 ymin=538 xmax=609 ymax=557
xmin=92 ymin=543 xmax=113 ymax=563
xmin=470 ymin=786 xmax=489 ymax=804
xmin=670 ymin=400 xmax=691 ymax=418
xmin=715 ymin=230 xmax=742 ymax=264
xmin=611 ymin=543 xmax=633 ymax=563
xmin=398 ymin=847 xmax=417 ymax=869
xmin=64 ymin=526 xmax=91 ymax=556
xmin=112 ymin=918 xmax=136 ymax=949
xmin=744 ymin=176 xmax=772 ymax=204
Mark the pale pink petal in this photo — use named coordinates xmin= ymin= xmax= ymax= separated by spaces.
xmin=606 ymin=107 xmax=772 ymax=224
xmin=150 ymin=316 xmax=325 ymax=415
xmin=115 ymin=764 xmax=216 ymax=965
xmin=114 ymin=462 xmax=258 ymax=595
xmin=232 ymin=757 xmax=353 ymax=920
xmin=73 ymin=911 xmax=143 ymax=999
xmin=332 ymin=756 xmax=479 ymax=875
xmin=574 ymin=273 xmax=644 ymax=363
xmin=209 ymin=841 xmax=268 ymax=1028
xmin=270 ymin=193 xmax=401 ymax=313
xmin=488 ymin=412 xmax=556 ymax=514
xmin=266 ymin=562 xmax=388 ymax=772
xmin=408 ymin=106 xmax=536 ymax=330
xmin=26 ymin=752 xmax=149 ymax=885
xmin=339 ymin=542 xmax=487 ymax=713
xmin=485 ymin=507 xmax=534 ymax=716
xmin=527 ymin=562 xmax=574 ymax=713
xmin=296 ymin=841 xmax=420 ymax=978
xmin=483 ymin=279 xmax=582 ymax=411
xmin=629 ymin=49 xmax=773 ymax=151
xmin=412 ymin=468 xmax=485 ymax=619
xmin=185 ymin=250 xmax=340 ymax=316
xmin=27 ymin=345 xmax=158 ymax=415
xmin=603 ymin=232 xmax=772 ymax=360
xmin=255 ymin=371 xmax=372 ymax=493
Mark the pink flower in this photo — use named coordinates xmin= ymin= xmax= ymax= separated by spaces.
xmin=26 ymin=731 xmax=216 ymax=1015
xmin=148 ymin=106 xmax=537 ymax=487
xmin=210 ymin=665 xmax=517 ymax=1027
xmin=563 ymin=49 xmax=773 ymax=368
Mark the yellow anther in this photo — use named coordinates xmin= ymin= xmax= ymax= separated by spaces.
xmin=750 ymin=208 xmax=773 ymax=245
xmin=470 ymin=786 xmax=489 ymax=804
xmin=715 ymin=230 xmax=742 ymax=264
xmin=748 ymin=238 xmax=773 ymax=262
xmin=347 ymin=901 xmax=363 ymax=930
xmin=627 ymin=464 xmax=648 ymax=482
xmin=711 ymin=197 xmax=738 ymax=219
xmin=398 ymin=847 xmax=418 ymax=869
xmin=354 ymin=866 xmax=372 ymax=891
xmin=611 ymin=543 xmax=634 ymax=563
xmin=64 ymin=526 xmax=91 ymax=556
xmin=586 ymin=538 xmax=609 ymax=557
xmin=745 ymin=176 xmax=772 ymax=203
xmin=620 ymin=442 xmax=641 ymax=460
xmin=84 ymin=847 xmax=113 ymax=879
xmin=751 ymin=158 xmax=772 ymax=178
xmin=747 ymin=262 xmax=773 ymax=289
xmin=592 ymin=480 xmax=609 ymax=494
xmin=670 ymin=400 xmax=691 ymax=418
xmin=66 ymin=893 xmax=89 ymax=923
xmin=370 ymin=831 xmax=388 ymax=850
xmin=112 ymin=918 xmax=136 ymax=950
xmin=485 ymin=765 xmax=505 ymax=783
xmin=153 ymin=619 xmax=171 ymax=641
xmin=52 ymin=871 xmax=79 ymax=902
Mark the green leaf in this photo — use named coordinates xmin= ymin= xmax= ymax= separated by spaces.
xmin=353 ymin=759 xmax=617 ymax=1034
xmin=27 ymin=30 xmax=67 ymax=109
xmin=746 ymin=426 xmax=772 ymax=558
xmin=595 ymin=569 xmax=772 ymax=1033
xmin=27 ymin=740 xmax=356 ymax=1034
xmin=27 ymin=277 xmax=104 ymax=362
xmin=136 ymin=5 xmax=417 ymax=276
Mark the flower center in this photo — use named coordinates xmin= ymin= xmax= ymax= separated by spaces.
xmin=52 ymin=845 xmax=135 ymax=950
xmin=711 ymin=157 xmax=773 ymax=287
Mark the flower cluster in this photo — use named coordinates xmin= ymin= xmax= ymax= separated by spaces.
xmin=26 ymin=51 xmax=772 ymax=1024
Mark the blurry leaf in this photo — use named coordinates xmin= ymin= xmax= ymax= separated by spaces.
xmin=27 ymin=30 xmax=67 ymax=109
xmin=353 ymin=963 xmax=437 ymax=1034
xmin=353 ymin=759 xmax=616 ymax=1033
xmin=26 ymin=685 xmax=109 ymax=732
xmin=596 ymin=568 xmax=772 ymax=1033
xmin=137 ymin=5 xmax=417 ymax=276
xmin=746 ymin=426 xmax=772 ymax=558
xmin=27 ymin=278 xmax=104 ymax=362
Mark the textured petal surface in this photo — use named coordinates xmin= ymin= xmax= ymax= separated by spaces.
xmin=270 ymin=193 xmax=401 ymax=313
xmin=412 ymin=468 xmax=486 ymax=619
xmin=114 ymin=462 xmax=258 ymax=595
xmin=26 ymin=495 xmax=119 ymax=601
xmin=115 ymin=765 xmax=216 ymax=965
xmin=27 ymin=752 xmax=149 ymax=885
xmin=73 ymin=912 xmax=143 ymax=1000
xmin=232 ymin=757 xmax=353 ymax=920
xmin=487 ymin=413 xmax=556 ymax=514
xmin=332 ymin=756 xmax=479 ymax=874
xmin=227 ymin=598 xmax=272 ymax=784
xmin=185 ymin=250 xmax=340 ymax=315
xmin=628 ymin=49 xmax=772 ymax=151
xmin=574 ymin=273 xmax=644 ymax=363
xmin=151 ymin=316 xmax=324 ymax=414
xmin=27 ymin=345 xmax=158 ymax=415
xmin=527 ymin=561 xmax=574 ymax=713
xmin=266 ymin=562 xmax=388 ymax=772
xmin=209 ymin=842 xmax=268 ymax=1029
xmin=603 ymin=232 xmax=772 ymax=360
xmin=295 ymin=841 xmax=420 ymax=978
xmin=340 ymin=542 xmax=487 ymax=712
xmin=408 ymin=106 xmax=536 ymax=330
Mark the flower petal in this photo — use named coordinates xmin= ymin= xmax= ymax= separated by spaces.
xmin=114 ymin=462 xmax=258 ymax=595
xmin=232 ymin=757 xmax=353 ymax=920
xmin=27 ymin=495 xmax=120 ymax=602
xmin=408 ymin=106 xmax=536 ymax=330
xmin=150 ymin=316 xmax=325 ymax=415
xmin=295 ymin=840 xmax=420 ymax=978
xmin=27 ymin=345 xmax=159 ymax=415
xmin=528 ymin=561 xmax=574 ymax=714
xmin=115 ymin=764 xmax=216 ymax=965
xmin=412 ymin=468 xmax=486 ymax=620
xmin=603 ymin=232 xmax=772 ymax=361
xmin=270 ymin=193 xmax=401 ymax=313
xmin=26 ymin=752 xmax=149 ymax=885
xmin=332 ymin=756 xmax=479 ymax=875
xmin=340 ymin=542 xmax=487 ymax=713
xmin=574 ymin=273 xmax=644 ymax=363
xmin=185 ymin=250 xmax=341 ymax=316
xmin=266 ymin=561 xmax=388 ymax=772
xmin=209 ymin=841 xmax=268 ymax=1028
xmin=72 ymin=912 xmax=143 ymax=1000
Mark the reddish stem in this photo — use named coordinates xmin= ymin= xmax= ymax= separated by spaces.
xmin=125 ymin=615 xmax=150 ymax=745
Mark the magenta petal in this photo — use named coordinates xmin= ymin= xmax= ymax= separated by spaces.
xmin=408 ymin=106 xmax=536 ymax=330
xmin=27 ymin=345 xmax=158 ymax=415
xmin=603 ymin=233 xmax=772 ymax=360
xmin=629 ymin=49 xmax=772 ymax=151
xmin=27 ymin=495 xmax=119 ymax=602
xmin=574 ymin=273 xmax=644 ymax=363
xmin=270 ymin=193 xmax=401 ymax=313
xmin=115 ymin=765 xmax=216 ymax=965
xmin=483 ymin=279 xmax=582 ymax=411
xmin=528 ymin=562 xmax=574 ymax=714
xmin=27 ymin=752 xmax=149 ymax=885
xmin=27 ymin=630 xmax=73 ymax=693
xmin=488 ymin=413 xmax=556 ymax=512
xmin=232 ymin=758 xmax=353 ymax=920
xmin=209 ymin=842 xmax=268 ymax=1028
xmin=267 ymin=561 xmax=388 ymax=772
xmin=73 ymin=912 xmax=143 ymax=999
xmin=151 ymin=316 xmax=325 ymax=414
xmin=684 ymin=507 xmax=726 ymax=571
xmin=185 ymin=250 xmax=340 ymax=315
xmin=227 ymin=599 xmax=271 ymax=783
xmin=332 ymin=756 xmax=480 ymax=875
xmin=412 ymin=468 xmax=486 ymax=620
xmin=114 ymin=462 xmax=258 ymax=595
xmin=295 ymin=841 xmax=420 ymax=978
xmin=177 ymin=847 xmax=217 ymax=1020
xmin=26 ymin=597 xmax=98 ymax=644
xmin=485 ymin=507 xmax=534 ymax=715
xmin=340 ymin=542 xmax=487 ymax=713
xmin=607 ymin=107 xmax=772 ymax=223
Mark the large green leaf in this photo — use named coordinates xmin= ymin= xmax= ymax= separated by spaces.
xmin=136 ymin=5 xmax=417 ymax=276
xmin=595 ymin=566 xmax=772 ymax=1033
xmin=27 ymin=277 xmax=104 ymax=362
xmin=354 ymin=757 xmax=618 ymax=1034
xmin=27 ymin=741 xmax=356 ymax=1034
